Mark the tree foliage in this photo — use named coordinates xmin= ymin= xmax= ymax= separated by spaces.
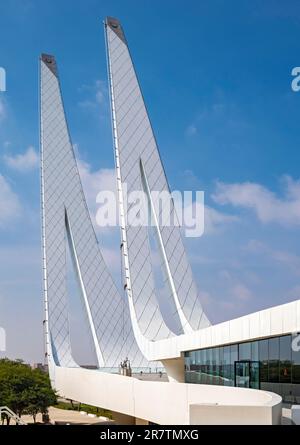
xmin=0 ymin=358 xmax=56 ymax=423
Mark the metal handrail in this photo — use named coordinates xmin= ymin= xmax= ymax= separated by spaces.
xmin=0 ymin=406 xmax=27 ymax=425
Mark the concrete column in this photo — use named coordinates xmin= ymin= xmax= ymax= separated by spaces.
xmin=161 ymin=355 xmax=185 ymax=383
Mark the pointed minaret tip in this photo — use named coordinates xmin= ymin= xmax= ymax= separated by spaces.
xmin=105 ymin=17 xmax=127 ymax=44
xmin=41 ymin=53 xmax=58 ymax=77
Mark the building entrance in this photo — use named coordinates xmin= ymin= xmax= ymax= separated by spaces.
xmin=235 ymin=361 xmax=260 ymax=389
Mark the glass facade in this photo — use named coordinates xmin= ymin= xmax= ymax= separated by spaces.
xmin=184 ymin=333 xmax=300 ymax=404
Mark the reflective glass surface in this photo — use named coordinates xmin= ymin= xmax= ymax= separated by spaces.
xmin=269 ymin=337 xmax=279 ymax=383
xmin=280 ymin=335 xmax=291 ymax=383
xmin=184 ymin=333 xmax=300 ymax=403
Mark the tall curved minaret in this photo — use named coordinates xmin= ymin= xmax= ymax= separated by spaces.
xmin=40 ymin=53 xmax=152 ymax=377
xmin=105 ymin=17 xmax=210 ymax=351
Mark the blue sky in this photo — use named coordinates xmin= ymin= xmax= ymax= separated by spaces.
xmin=1 ymin=0 xmax=300 ymax=363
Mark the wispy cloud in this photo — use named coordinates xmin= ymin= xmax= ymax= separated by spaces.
xmin=78 ymin=159 xmax=115 ymax=207
xmin=212 ymin=176 xmax=300 ymax=227
xmin=246 ymin=239 xmax=300 ymax=276
xmin=232 ymin=283 xmax=253 ymax=302
xmin=77 ymin=155 xmax=116 ymax=233
xmin=3 ymin=141 xmax=11 ymax=149
xmin=204 ymin=205 xmax=239 ymax=234
xmin=4 ymin=146 xmax=39 ymax=172
xmin=180 ymin=170 xmax=239 ymax=234
xmin=196 ymin=281 xmax=255 ymax=324
xmin=185 ymin=95 xmax=251 ymax=141
xmin=185 ymin=124 xmax=197 ymax=137
xmin=0 ymin=174 xmax=21 ymax=227
xmin=78 ymin=79 xmax=108 ymax=111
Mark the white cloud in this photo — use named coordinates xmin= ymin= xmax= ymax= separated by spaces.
xmin=232 ymin=283 xmax=253 ymax=301
xmin=77 ymin=158 xmax=117 ymax=231
xmin=0 ymin=174 xmax=21 ymax=226
xmin=182 ymin=169 xmax=200 ymax=187
xmin=212 ymin=176 xmax=300 ymax=227
xmin=247 ymin=239 xmax=300 ymax=276
xmin=4 ymin=146 xmax=39 ymax=172
xmin=3 ymin=141 xmax=11 ymax=149
xmin=196 ymin=283 xmax=254 ymax=324
xmin=77 ymin=156 xmax=237 ymax=238
xmin=78 ymin=79 xmax=108 ymax=110
xmin=78 ymin=160 xmax=116 ymax=204
xmin=178 ymin=198 xmax=238 ymax=237
xmin=95 ymin=80 xmax=106 ymax=104
xmin=204 ymin=205 xmax=239 ymax=234
xmin=185 ymin=124 xmax=197 ymax=137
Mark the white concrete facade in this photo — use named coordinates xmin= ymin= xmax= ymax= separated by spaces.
xmin=53 ymin=366 xmax=282 ymax=425
xmin=143 ymin=299 xmax=300 ymax=362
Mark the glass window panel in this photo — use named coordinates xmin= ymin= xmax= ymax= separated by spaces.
xmin=239 ymin=342 xmax=251 ymax=361
xmin=196 ymin=350 xmax=201 ymax=366
xmin=216 ymin=347 xmax=220 ymax=384
xmin=250 ymin=362 xmax=260 ymax=389
xmin=269 ymin=337 xmax=279 ymax=383
xmin=212 ymin=348 xmax=218 ymax=384
xmin=231 ymin=344 xmax=238 ymax=362
xmin=259 ymin=339 xmax=269 ymax=382
xmin=212 ymin=347 xmax=217 ymax=370
xmin=280 ymin=335 xmax=291 ymax=383
xmin=219 ymin=347 xmax=224 ymax=385
xmin=190 ymin=350 xmax=196 ymax=366
xmin=292 ymin=333 xmax=300 ymax=384
xmin=269 ymin=337 xmax=279 ymax=359
xmin=199 ymin=349 xmax=205 ymax=384
xmin=251 ymin=341 xmax=259 ymax=362
xmin=223 ymin=346 xmax=231 ymax=386
xmin=201 ymin=349 xmax=207 ymax=382
xmin=230 ymin=344 xmax=238 ymax=386
xmin=206 ymin=348 xmax=213 ymax=384
xmin=184 ymin=352 xmax=191 ymax=383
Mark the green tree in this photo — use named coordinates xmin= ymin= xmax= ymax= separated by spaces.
xmin=0 ymin=359 xmax=56 ymax=423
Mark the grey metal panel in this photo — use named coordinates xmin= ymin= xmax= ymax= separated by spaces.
xmin=106 ymin=18 xmax=210 ymax=337
xmin=40 ymin=55 xmax=151 ymax=368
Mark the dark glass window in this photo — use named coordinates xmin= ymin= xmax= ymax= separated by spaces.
xmin=184 ymin=351 xmax=192 ymax=383
xmin=190 ymin=350 xmax=196 ymax=368
xmin=250 ymin=361 xmax=260 ymax=389
xmin=251 ymin=341 xmax=259 ymax=361
xmin=184 ymin=334 xmax=300 ymax=401
xmin=231 ymin=344 xmax=238 ymax=361
xmin=188 ymin=350 xmax=196 ymax=383
xmin=211 ymin=347 xmax=218 ymax=384
xmin=206 ymin=348 xmax=213 ymax=383
xmin=279 ymin=335 xmax=292 ymax=383
xmin=230 ymin=344 xmax=238 ymax=385
xmin=239 ymin=342 xmax=251 ymax=361
xmin=259 ymin=339 xmax=269 ymax=382
xmin=184 ymin=352 xmax=190 ymax=371
xmin=292 ymin=333 xmax=300 ymax=384
xmin=201 ymin=348 xmax=207 ymax=383
xmin=223 ymin=346 xmax=231 ymax=386
xmin=219 ymin=347 xmax=224 ymax=385
xmin=199 ymin=349 xmax=203 ymax=383
xmin=194 ymin=350 xmax=200 ymax=375
xmin=269 ymin=337 xmax=279 ymax=383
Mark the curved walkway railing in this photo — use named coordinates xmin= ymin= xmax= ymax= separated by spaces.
xmin=0 ymin=406 xmax=27 ymax=425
